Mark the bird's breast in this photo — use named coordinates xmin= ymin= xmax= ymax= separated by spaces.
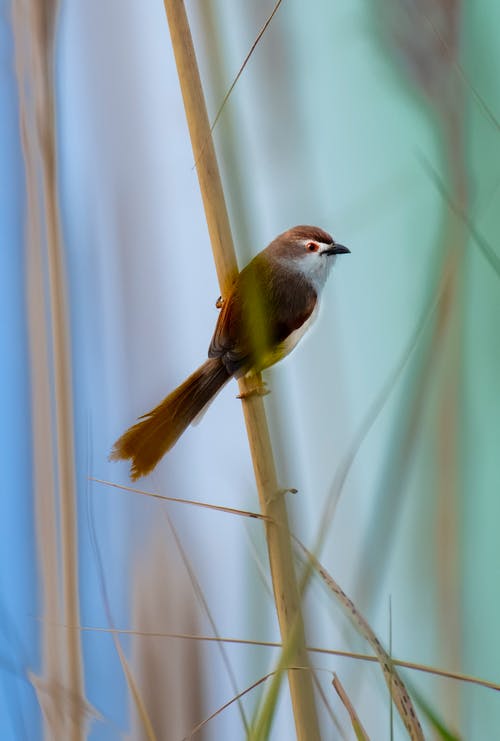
xmin=257 ymin=302 xmax=319 ymax=371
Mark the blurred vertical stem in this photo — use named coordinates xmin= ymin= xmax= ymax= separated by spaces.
xmin=358 ymin=0 xmax=466 ymax=723
xmin=433 ymin=69 xmax=467 ymax=720
xmin=13 ymin=1 xmax=84 ymax=739
xmin=162 ymin=2 xmax=320 ymax=739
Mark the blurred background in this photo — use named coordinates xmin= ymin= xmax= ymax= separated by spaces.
xmin=2 ymin=0 xmax=500 ymax=738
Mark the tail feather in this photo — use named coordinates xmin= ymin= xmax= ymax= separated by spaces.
xmin=111 ymin=358 xmax=230 ymax=480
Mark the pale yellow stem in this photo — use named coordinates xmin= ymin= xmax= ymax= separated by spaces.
xmin=162 ymin=2 xmax=320 ymax=738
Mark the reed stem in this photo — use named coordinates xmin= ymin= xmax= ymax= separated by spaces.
xmin=162 ymin=2 xmax=320 ymax=738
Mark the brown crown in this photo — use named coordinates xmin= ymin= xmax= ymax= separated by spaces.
xmin=280 ymin=225 xmax=334 ymax=245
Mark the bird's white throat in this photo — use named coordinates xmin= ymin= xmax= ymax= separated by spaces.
xmin=281 ymin=242 xmax=336 ymax=294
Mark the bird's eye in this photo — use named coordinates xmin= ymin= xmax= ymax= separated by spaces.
xmin=306 ymin=242 xmax=319 ymax=252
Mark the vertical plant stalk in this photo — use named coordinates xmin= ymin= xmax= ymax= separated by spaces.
xmin=130 ymin=527 xmax=204 ymax=740
xmin=162 ymin=2 xmax=320 ymax=739
xmin=13 ymin=1 xmax=84 ymax=738
xmin=433 ymin=81 xmax=467 ymax=721
xmin=358 ymin=5 xmax=466 ymax=721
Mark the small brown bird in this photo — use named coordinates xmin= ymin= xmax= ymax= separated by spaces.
xmin=111 ymin=225 xmax=349 ymax=479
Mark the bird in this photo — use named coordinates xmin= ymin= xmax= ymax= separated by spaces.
xmin=111 ymin=225 xmax=349 ymax=479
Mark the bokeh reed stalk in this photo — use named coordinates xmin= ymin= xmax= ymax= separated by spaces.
xmin=131 ymin=529 xmax=203 ymax=740
xmin=392 ymin=6 xmax=467 ymax=720
xmin=162 ymin=0 xmax=320 ymax=738
xmin=12 ymin=1 xmax=84 ymax=738
xmin=357 ymin=0 xmax=466 ymax=725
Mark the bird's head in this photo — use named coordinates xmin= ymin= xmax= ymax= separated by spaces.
xmin=265 ymin=225 xmax=350 ymax=292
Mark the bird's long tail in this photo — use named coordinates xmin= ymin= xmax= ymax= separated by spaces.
xmin=111 ymin=358 xmax=230 ymax=480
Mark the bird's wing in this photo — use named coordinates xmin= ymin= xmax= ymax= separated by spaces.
xmin=208 ymin=283 xmax=249 ymax=375
xmin=209 ymin=287 xmax=239 ymax=356
xmin=208 ymin=255 xmax=317 ymax=374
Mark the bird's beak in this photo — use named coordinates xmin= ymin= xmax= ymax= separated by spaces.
xmin=323 ymin=243 xmax=350 ymax=256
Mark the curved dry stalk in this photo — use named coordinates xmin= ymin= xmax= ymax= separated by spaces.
xmin=183 ymin=670 xmax=276 ymax=740
xmin=91 ymin=477 xmax=269 ymax=521
xmin=161 ymin=2 xmax=320 ymax=738
xmin=294 ymin=539 xmax=424 ymax=740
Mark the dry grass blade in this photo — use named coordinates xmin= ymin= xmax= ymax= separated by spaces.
xmin=209 ymin=0 xmax=283 ymax=134
xmin=332 ymin=674 xmax=370 ymax=741
xmin=91 ymin=477 xmax=268 ymax=521
xmin=111 ymin=639 xmax=157 ymax=741
xmin=397 ymin=662 xmax=500 ymax=693
xmin=295 ymin=540 xmax=424 ymax=740
xmin=193 ymin=0 xmax=284 ymax=169
xmin=313 ymin=674 xmax=346 ymax=739
xmin=188 ymin=666 xmax=328 ymax=741
xmin=76 ymin=626 xmax=500 ymax=692
xmin=183 ymin=671 xmax=276 ymax=740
